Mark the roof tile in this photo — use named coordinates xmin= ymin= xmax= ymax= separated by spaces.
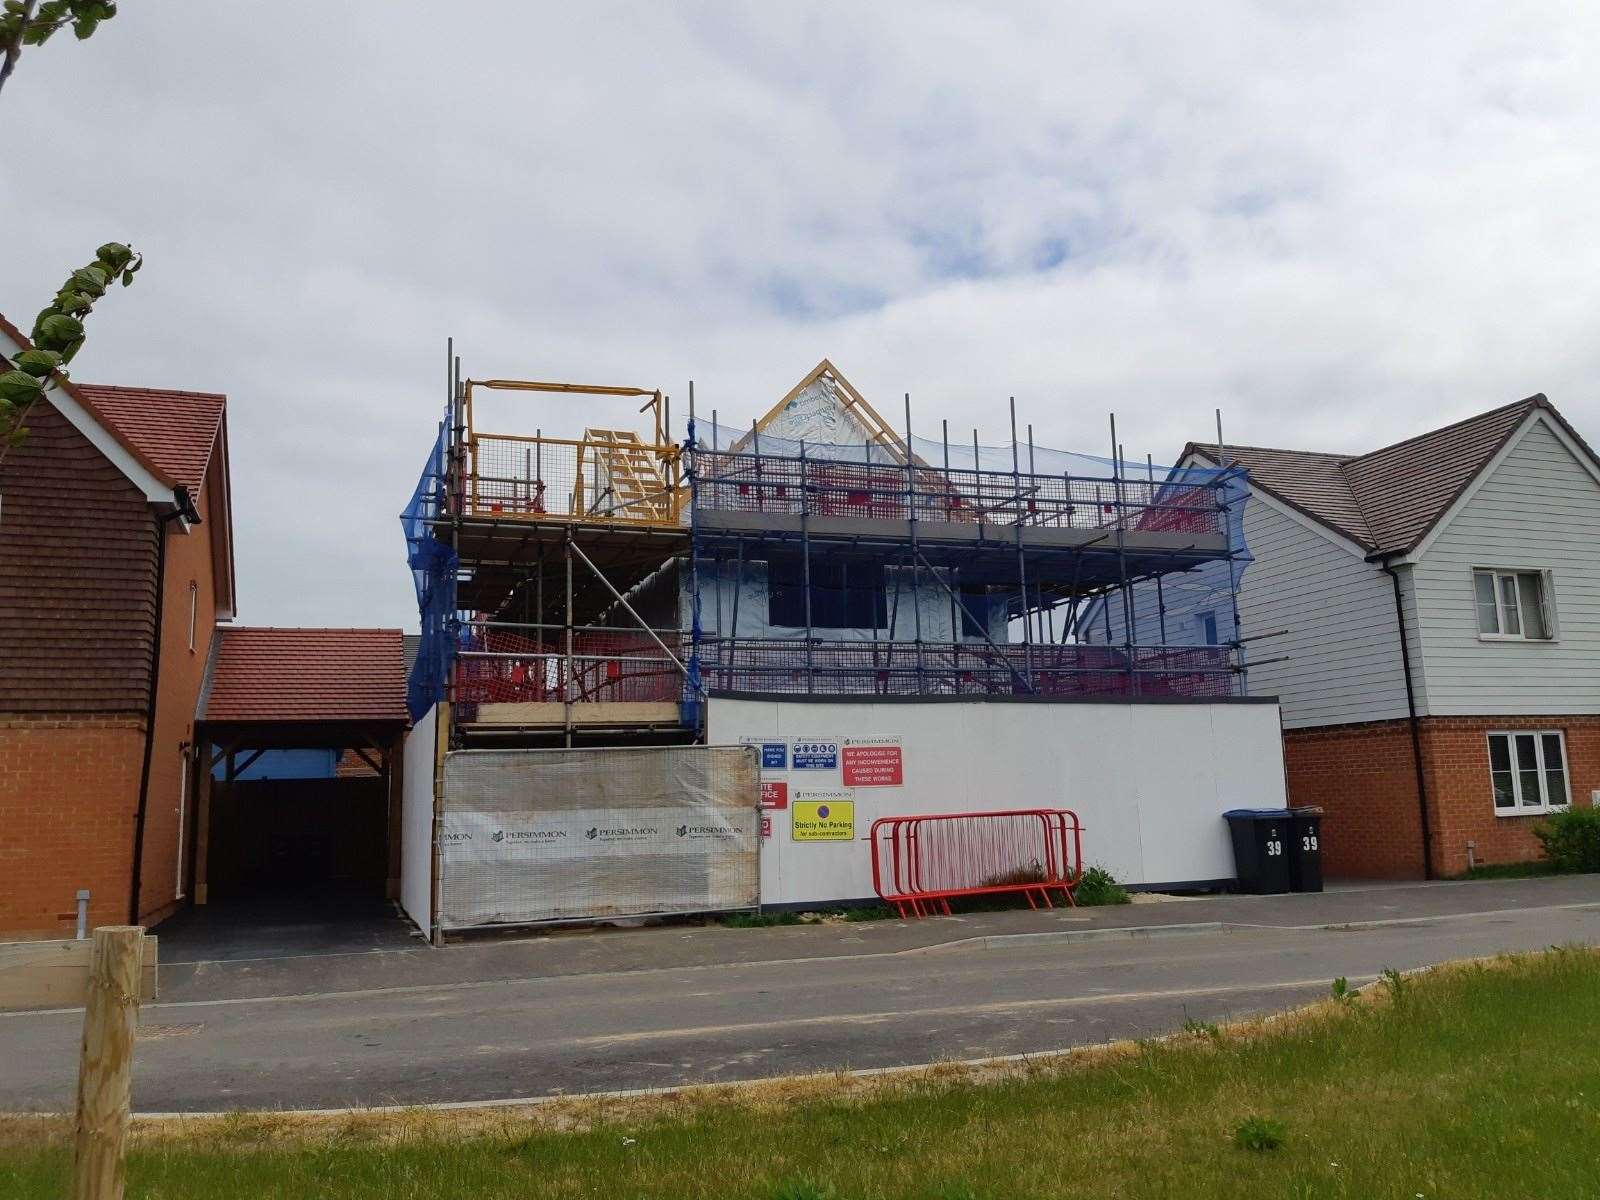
xmin=202 ymin=627 xmax=409 ymax=724
xmin=1189 ymin=394 xmax=1561 ymax=554
xmin=76 ymin=383 xmax=225 ymax=495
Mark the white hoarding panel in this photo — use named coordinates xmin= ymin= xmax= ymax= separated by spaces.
xmin=707 ymin=697 xmax=1286 ymax=906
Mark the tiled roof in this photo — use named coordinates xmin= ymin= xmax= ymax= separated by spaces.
xmin=202 ymin=627 xmax=410 ymax=725
xmin=1186 ymin=395 xmax=1568 ymax=555
xmin=76 ymin=383 xmax=226 ymax=495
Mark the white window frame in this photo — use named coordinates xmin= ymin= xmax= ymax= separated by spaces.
xmin=1487 ymin=729 xmax=1570 ymax=817
xmin=1472 ymin=568 xmax=1555 ymax=642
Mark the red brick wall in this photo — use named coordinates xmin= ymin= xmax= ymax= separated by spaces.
xmin=135 ymin=465 xmax=221 ymax=923
xmin=1284 ymin=720 xmax=1427 ymax=879
xmin=1284 ymin=715 xmax=1600 ymax=879
xmin=1420 ymin=716 xmax=1600 ymax=877
xmin=0 ymin=716 xmax=146 ymax=937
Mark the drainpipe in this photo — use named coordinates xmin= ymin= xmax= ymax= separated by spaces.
xmin=1377 ymin=556 xmax=1433 ymax=880
xmin=128 ymin=486 xmax=202 ymax=924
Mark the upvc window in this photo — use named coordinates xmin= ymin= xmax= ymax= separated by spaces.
xmin=1487 ymin=730 xmax=1569 ymax=815
xmin=1473 ymin=569 xmax=1552 ymax=640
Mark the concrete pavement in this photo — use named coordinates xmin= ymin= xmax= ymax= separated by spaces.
xmin=2 ymin=876 xmax=1597 ymax=1113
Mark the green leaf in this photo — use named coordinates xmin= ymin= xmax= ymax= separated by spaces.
xmin=72 ymin=14 xmax=97 ymax=37
xmin=120 ymin=269 xmax=135 ymax=286
xmin=95 ymin=242 xmax=133 ymax=271
xmin=35 ymin=312 xmax=85 ymax=348
xmin=69 ymin=266 xmax=107 ymax=297
xmin=21 ymin=20 xmax=58 ymax=44
xmin=12 ymin=349 xmax=63 ymax=379
xmin=53 ymin=290 xmax=92 ymax=316
xmin=0 ymin=370 xmax=45 ymax=406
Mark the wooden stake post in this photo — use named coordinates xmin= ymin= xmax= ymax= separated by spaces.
xmin=73 ymin=926 xmax=145 ymax=1200
xmin=0 ymin=926 xmax=154 ymax=1200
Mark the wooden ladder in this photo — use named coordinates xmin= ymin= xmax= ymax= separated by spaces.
xmin=577 ymin=429 xmax=672 ymax=520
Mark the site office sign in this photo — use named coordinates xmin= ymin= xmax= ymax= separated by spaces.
xmin=842 ymin=740 xmax=902 ymax=787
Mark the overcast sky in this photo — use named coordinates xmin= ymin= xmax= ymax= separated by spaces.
xmin=5 ymin=3 xmax=1599 ymax=630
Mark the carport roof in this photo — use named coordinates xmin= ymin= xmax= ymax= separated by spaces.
xmin=200 ymin=627 xmax=409 ymax=726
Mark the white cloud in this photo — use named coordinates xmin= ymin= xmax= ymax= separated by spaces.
xmin=3 ymin=1 xmax=1598 ymax=628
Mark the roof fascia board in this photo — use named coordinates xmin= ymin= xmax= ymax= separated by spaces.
xmin=1181 ymin=448 xmax=1371 ymax=559
xmin=1396 ymin=408 xmax=1600 ymax=565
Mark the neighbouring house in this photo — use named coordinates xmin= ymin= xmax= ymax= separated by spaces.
xmin=1181 ymin=394 xmax=1600 ymax=878
xmin=0 ymin=313 xmax=235 ymax=936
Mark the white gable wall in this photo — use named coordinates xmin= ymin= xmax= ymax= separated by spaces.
xmin=1410 ymin=416 xmax=1600 ymax=715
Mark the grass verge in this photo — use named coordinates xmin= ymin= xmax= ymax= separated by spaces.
xmin=3 ymin=948 xmax=1598 ymax=1198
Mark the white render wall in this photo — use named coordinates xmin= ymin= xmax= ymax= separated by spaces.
xmin=1410 ymin=416 xmax=1600 ymax=716
xmin=708 ymin=696 xmax=1287 ymax=906
xmin=400 ymin=703 xmax=438 ymax=933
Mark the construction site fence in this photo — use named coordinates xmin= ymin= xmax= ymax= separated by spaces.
xmin=691 ymin=448 xmax=1223 ymax=535
xmin=438 ymin=745 xmax=760 ymax=929
xmin=451 ymin=627 xmax=1238 ymax=705
xmin=871 ymin=808 xmax=1084 ymax=918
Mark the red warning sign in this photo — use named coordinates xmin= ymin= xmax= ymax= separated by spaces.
xmin=760 ymin=815 xmax=773 ymax=839
xmin=760 ymin=780 xmax=789 ymax=809
xmin=842 ymin=744 xmax=903 ymax=787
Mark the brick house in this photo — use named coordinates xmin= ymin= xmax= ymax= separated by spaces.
xmin=0 ymin=314 xmax=236 ymax=936
xmin=1182 ymin=394 xmax=1600 ymax=878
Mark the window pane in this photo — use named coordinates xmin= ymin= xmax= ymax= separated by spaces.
xmin=1499 ymin=575 xmax=1522 ymax=636
xmin=1542 ymin=734 xmax=1568 ymax=807
xmin=1492 ymin=770 xmax=1516 ymax=808
xmin=1474 ymin=573 xmax=1500 ymax=634
xmin=1489 ymin=736 xmax=1515 ymax=809
xmin=1518 ymin=574 xmax=1547 ymax=639
xmin=1516 ymin=734 xmax=1540 ymax=805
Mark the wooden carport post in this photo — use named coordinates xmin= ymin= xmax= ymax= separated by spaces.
xmin=385 ymin=732 xmax=405 ymax=901
xmin=192 ymin=738 xmax=214 ymax=905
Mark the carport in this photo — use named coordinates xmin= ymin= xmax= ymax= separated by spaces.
xmin=184 ymin=628 xmax=411 ymax=939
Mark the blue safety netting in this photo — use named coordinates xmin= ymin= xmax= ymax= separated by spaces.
xmin=401 ymin=409 xmax=457 ymax=721
xmin=1074 ymin=463 xmax=1253 ymax=655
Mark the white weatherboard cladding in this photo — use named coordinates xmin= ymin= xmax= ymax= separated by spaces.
xmin=399 ymin=703 xmax=438 ymax=933
xmin=1410 ymin=417 xmax=1600 ymax=716
xmin=1235 ymin=494 xmax=1411 ymax=729
xmin=709 ymin=696 xmax=1286 ymax=905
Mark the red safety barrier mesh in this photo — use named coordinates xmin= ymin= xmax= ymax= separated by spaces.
xmin=454 ymin=627 xmax=686 ymax=705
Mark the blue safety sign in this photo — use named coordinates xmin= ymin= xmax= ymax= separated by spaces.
xmin=792 ymin=741 xmax=839 ymax=770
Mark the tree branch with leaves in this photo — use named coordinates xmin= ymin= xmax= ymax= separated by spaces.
xmin=0 ymin=0 xmax=134 ymax=460
xmin=0 ymin=243 xmax=141 ymax=450
xmin=0 ymin=0 xmax=116 ymax=96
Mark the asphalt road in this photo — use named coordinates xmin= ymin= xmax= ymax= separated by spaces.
xmin=3 ymin=898 xmax=1598 ymax=1113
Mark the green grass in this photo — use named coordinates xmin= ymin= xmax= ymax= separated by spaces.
xmin=5 ymin=948 xmax=1600 ymax=1198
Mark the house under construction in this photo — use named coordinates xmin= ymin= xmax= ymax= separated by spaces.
xmin=399 ymin=353 xmax=1281 ymax=940
xmin=404 ymin=357 xmax=1251 ymax=744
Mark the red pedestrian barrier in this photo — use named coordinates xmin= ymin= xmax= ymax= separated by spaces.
xmin=869 ymin=808 xmax=1083 ymax=918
